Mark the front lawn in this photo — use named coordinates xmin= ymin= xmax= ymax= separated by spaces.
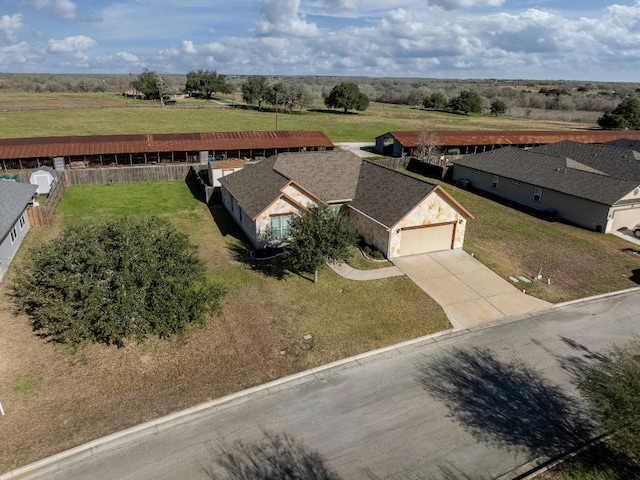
xmin=0 ymin=181 xmax=449 ymax=473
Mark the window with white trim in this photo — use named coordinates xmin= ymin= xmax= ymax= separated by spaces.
xmin=491 ymin=175 xmax=500 ymax=189
xmin=533 ymin=186 xmax=543 ymax=203
xmin=10 ymin=226 xmax=17 ymax=243
xmin=19 ymin=214 xmax=26 ymax=229
xmin=270 ymin=214 xmax=292 ymax=239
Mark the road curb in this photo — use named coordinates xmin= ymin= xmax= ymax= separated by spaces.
xmin=2 ymin=287 xmax=639 ymax=479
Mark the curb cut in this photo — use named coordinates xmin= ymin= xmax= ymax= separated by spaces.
xmin=2 ymin=287 xmax=638 ymax=479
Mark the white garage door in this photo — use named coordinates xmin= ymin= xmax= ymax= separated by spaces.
xmin=611 ymin=207 xmax=640 ymax=232
xmin=399 ymin=223 xmax=455 ymax=256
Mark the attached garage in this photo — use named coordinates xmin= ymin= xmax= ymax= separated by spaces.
xmin=399 ymin=223 xmax=455 ymax=256
xmin=609 ymin=206 xmax=640 ymax=232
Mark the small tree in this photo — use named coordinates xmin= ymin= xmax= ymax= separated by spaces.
xmin=286 ymin=205 xmax=357 ymax=283
xmin=130 ymin=68 xmax=171 ymax=101
xmin=598 ymin=96 xmax=640 ymax=129
xmin=448 ymin=90 xmax=483 ymax=115
xmin=423 ymin=92 xmax=448 ymax=110
xmin=490 ymin=99 xmax=507 ymax=116
xmin=324 ymin=82 xmax=369 ymax=113
xmin=13 ymin=217 xmax=224 ymax=347
xmin=241 ymin=75 xmax=269 ymax=109
xmin=185 ymin=69 xmax=232 ymax=99
xmin=578 ymin=340 xmax=640 ymax=465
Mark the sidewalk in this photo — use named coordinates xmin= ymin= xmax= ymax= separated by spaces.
xmin=327 ymin=262 xmax=404 ymax=280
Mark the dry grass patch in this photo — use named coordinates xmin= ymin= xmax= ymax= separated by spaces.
xmin=0 ymin=181 xmax=448 ymax=473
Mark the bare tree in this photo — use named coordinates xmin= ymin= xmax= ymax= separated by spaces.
xmin=413 ymin=131 xmax=444 ymax=166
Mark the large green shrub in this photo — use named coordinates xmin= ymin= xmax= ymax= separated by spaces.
xmin=13 ymin=216 xmax=224 ymax=346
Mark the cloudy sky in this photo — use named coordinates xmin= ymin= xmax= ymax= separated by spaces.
xmin=1 ymin=0 xmax=640 ymax=81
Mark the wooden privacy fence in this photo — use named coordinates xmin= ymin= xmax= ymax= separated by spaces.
xmin=27 ymin=173 xmax=66 ymax=227
xmin=64 ymin=164 xmax=198 ymax=185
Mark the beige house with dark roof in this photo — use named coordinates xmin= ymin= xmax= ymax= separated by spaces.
xmin=452 ymin=141 xmax=640 ymax=234
xmin=219 ymin=151 xmax=473 ymax=258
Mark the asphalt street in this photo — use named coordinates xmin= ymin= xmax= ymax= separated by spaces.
xmin=19 ymin=291 xmax=640 ymax=480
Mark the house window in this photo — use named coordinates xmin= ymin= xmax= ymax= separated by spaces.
xmin=10 ymin=227 xmax=17 ymax=244
xmin=473 ymin=170 xmax=481 ymax=175
xmin=19 ymin=214 xmax=26 ymax=229
xmin=491 ymin=175 xmax=500 ymax=189
xmin=511 ymin=180 xmax=522 ymax=186
xmin=270 ymin=214 xmax=292 ymax=239
xmin=533 ymin=186 xmax=543 ymax=203
xmin=330 ymin=204 xmax=342 ymax=214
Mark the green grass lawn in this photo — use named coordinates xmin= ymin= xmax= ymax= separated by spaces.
xmin=0 ymin=94 xmax=593 ymax=141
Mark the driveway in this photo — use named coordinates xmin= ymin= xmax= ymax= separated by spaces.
xmin=612 ymin=227 xmax=640 ymax=247
xmin=392 ymin=250 xmax=551 ymax=329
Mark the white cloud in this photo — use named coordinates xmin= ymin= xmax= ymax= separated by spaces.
xmin=116 ymin=51 xmax=140 ymax=63
xmin=20 ymin=0 xmax=77 ymax=19
xmin=0 ymin=14 xmax=23 ymax=42
xmin=47 ymin=35 xmax=95 ymax=54
xmin=426 ymin=0 xmax=504 ymax=10
xmin=254 ymin=0 xmax=320 ymax=37
xmin=0 ymin=41 xmax=31 ymax=66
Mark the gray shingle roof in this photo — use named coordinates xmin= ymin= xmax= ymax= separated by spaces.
xmin=0 ymin=180 xmax=36 ymax=238
xmin=531 ymin=141 xmax=640 ymax=182
xmin=453 ymin=146 xmax=639 ymax=205
xmin=219 ymin=152 xmax=446 ymax=226
xmin=218 ymin=156 xmax=288 ymax=219
xmin=273 ymin=151 xmax=361 ymax=202
xmin=220 ymin=151 xmax=364 ymax=219
xmin=349 ymin=161 xmax=437 ymax=228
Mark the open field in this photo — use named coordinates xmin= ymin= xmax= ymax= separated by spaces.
xmin=0 ymin=181 xmax=449 ymax=473
xmin=0 ymin=93 xmax=595 ymax=141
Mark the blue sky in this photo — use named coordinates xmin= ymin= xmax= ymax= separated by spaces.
xmin=1 ymin=0 xmax=639 ymax=81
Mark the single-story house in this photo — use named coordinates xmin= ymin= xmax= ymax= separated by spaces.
xmin=452 ymin=141 xmax=640 ymax=233
xmin=29 ymin=166 xmax=58 ymax=195
xmin=219 ymin=151 xmax=473 ymax=258
xmin=0 ymin=180 xmax=37 ymax=281
xmin=375 ymin=130 xmax=640 ymax=157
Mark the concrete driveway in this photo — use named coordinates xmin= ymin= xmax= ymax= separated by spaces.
xmin=393 ymin=249 xmax=552 ymax=329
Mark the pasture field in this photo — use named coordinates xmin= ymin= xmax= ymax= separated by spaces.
xmin=0 ymin=93 xmax=594 ymax=141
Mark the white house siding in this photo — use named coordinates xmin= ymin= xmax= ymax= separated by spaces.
xmin=221 ymin=188 xmax=259 ymax=246
xmin=388 ymin=192 xmax=467 ymax=258
xmin=453 ymin=165 xmax=610 ymax=232
xmin=0 ymin=208 xmax=30 ymax=282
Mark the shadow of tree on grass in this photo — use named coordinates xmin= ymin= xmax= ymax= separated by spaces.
xmin=227 ymin=242 xmax=289 ymax=281
xmin=202 ymin=431 xmax=341 ymax=480
xmin=416 ymin=347 xmax=594 ymax=458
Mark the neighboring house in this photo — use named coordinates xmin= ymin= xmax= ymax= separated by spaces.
xmin=452 ymin=141 xmax=640 ymax=233
xmin=0 ymin=180 xmax=37 ymax=281
xmin=375 ymin=130 xmax=640 ymax=157
xmin=29 ymin=166 xmax=58 ymax=195
xmin=220 ymin=151 xmax=473 ymax=258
